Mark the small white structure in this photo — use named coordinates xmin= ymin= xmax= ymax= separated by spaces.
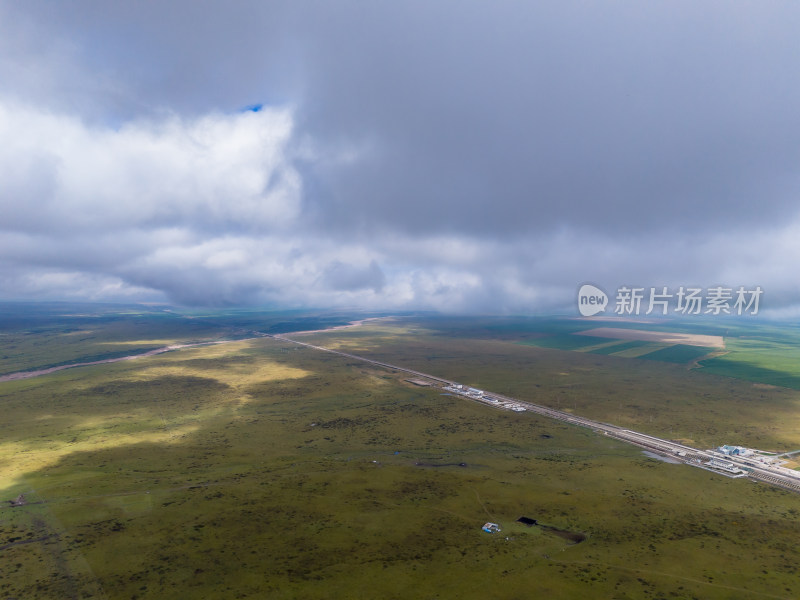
xmin=482 ymin=522 xmax=501 ymax=533
xmin=707 ymin=458 xmax=744 ymax=474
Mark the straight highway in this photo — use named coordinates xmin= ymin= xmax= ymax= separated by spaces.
xmin=264 ymin=332 xmax=800 ymax=494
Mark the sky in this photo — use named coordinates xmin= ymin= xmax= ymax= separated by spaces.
xmin=1 ymin=1 xmax=799 ymax=315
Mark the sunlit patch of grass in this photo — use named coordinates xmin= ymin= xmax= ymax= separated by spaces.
xmin=0 ymin=423 xmax=202 ymax=494
xmin=136 ymin=342 xmax=312 ymax=394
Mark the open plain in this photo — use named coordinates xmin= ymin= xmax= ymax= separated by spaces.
xmin=2 ymin=307 xmax=800 ymax=599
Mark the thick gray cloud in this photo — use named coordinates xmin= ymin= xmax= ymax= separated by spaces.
xmin=1 ymin=1 xmax=799 ymax=313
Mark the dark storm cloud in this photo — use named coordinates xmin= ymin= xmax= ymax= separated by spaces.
xmin=321 ymin=260 xmax=386 ymax=293
xmin=1 ymin=1 xmax=799 ymax=312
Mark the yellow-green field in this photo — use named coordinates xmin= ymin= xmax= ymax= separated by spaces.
xmin=2 ymin=311 xmax=800 ymax=599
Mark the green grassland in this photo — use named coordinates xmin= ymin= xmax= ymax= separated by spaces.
xmin=638 ymin=344 xmax=718 ymax=364
xmin=698 ymin=336 xmax=800 ymax=389
xmin=519 ymin=335 xmax=615 ymax=351
xmin=0 ymin=303 xmax=388 ymax=377
xmin=585 ymin=340 xmax=650 ymax=355
xmin=296 ymin=317 xmax=800 ymax=451
xmin=479 ymin=315 xmax=800 ymax=387
xmin=0 ymin=303 xmax=232 ymax=376
xmin=519 ymin=332 xmax=716 ymax=364
xmin=2 ymin=310 xmax=800 ymax=598
xmin=611 ymin=342 xmax=671 ymax=358
xmin=521 ymin=337 xmax=716 ymax=364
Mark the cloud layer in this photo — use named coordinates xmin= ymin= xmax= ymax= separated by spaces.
xmin=2 ymin=2 xmax=800 ymax=314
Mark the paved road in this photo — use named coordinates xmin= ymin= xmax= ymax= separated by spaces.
xmin=266 ymin=332 xmax=800 ymax=494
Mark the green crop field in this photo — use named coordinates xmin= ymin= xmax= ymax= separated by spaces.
xmin=698 ymin=336 xmax=800 ymax=390
xmin=518 ymin=334 xmax=616 ymax=351
xmin=638 ymin=344 xmax=718 ymax=364
xmin=611 ymin=342 xmax=670 ymax=358
xmin=2 ymin=309 xmax=800 ymax=599
xmin=587 ymin=340 xmax=649 ymax=355
xmin=509 ymin=317 xmax=800 ymax=384
xmin=517 ymin=331 xmax=717 ymax=364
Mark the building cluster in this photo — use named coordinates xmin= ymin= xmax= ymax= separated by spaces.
xmin=447 ymin=384 xmax=485 ymax=398
xmin=704 ymin=457 xmax=746 ymax=477
xmin=718 ymin=445 xmax=753 ymax=457
xmin=713 ymin=444 xmax=794 ymax=471
xmin=443 ymin=383 xmax=527 ymax=412
xmin=702 ymin=444 xmax=797 ymax=479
